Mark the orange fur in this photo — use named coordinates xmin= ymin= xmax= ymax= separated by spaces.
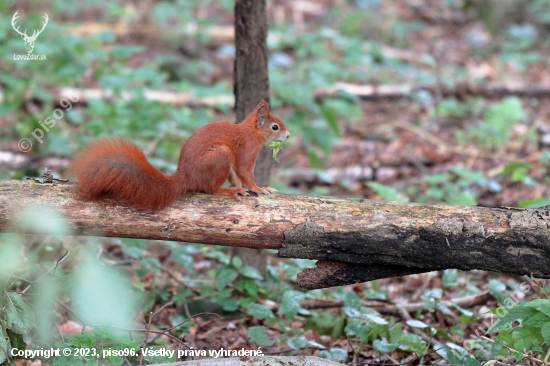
xmin=69 ymin=101 xmax=289 ymax=211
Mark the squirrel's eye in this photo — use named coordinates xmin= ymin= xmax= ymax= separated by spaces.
xmin=272 ymin=124 xmax=279 ymax=131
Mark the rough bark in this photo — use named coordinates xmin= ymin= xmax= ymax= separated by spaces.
xmin=296 ymin=261 xmax=431 ymax=290
xmin=233 ymin=0 xmax=271 ymax=275
xmin=234 ymin=0 xmax=271 ymax=186
xmin=2 ymin=180 xmax=550 ymax=289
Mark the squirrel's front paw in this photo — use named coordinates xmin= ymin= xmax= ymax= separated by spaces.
xmin=259 ymin=187 xmax=277 ymax=194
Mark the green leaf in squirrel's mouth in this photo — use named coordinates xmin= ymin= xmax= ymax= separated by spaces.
xmin=268 ymin=141 xmax=287 ymax=162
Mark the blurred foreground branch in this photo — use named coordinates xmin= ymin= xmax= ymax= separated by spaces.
xmin=2 ymin=180 xmax=550 ymax=289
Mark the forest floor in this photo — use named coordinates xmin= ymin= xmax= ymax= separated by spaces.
xmin=3 ymin=0 xmax=550 ymax=365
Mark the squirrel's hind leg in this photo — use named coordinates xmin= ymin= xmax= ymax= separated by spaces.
xmin=199 ymin=145 xmax=247 ymax=201
xmin=228 ymin=166 xmax=242 ymax=188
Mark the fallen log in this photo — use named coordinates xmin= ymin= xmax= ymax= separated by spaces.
xmin=318 ymin=82 xmax=550 ymax=101
xmin=47 ymin=87 xmax=233 ymax=110
xmin=1 ymin=179 xmax=550 ymax=289
xmin=65 ymin=22 xmax=235 ymax=46
xmin=4 ymin=81 xmax=550 ymax=112
xmin=267 ymin=290 xmax=493 ymax=314
xmin=377 ymin=289 xmax=494 ymax=315
xmin=65 ymin=22 xmax=433 ymax=65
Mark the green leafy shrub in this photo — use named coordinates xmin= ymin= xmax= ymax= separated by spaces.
xmin=366 ymin=182 xmax=409 ymax=202
xmin=456 ymin=97 xmax=527 ymax=150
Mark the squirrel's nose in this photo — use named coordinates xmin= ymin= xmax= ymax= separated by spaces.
xmin=279 ymin=131 xmax=290 ymax=141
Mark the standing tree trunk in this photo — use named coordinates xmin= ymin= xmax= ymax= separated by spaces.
xmin=232 ymin=0 xmax=271 ymax=276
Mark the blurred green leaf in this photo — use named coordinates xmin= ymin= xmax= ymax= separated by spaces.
xmin=443 ymin=270 xmax=459 ymax=288
xmin=217 ymin=268 xmax=238 ymax=290
xmin=518 ymin=198 xmax=550 ymax=208
xmin=239 ymin=266 xmax=263 ymax=280
xmin=5 ymin=292 xmax=34 ymax=334
xmin=373 ymin=338 xmax=398 ymax=353
xmin=278 ymin=291 xmax=305 ymax=318
xmin=72 ymin=258 xmax=135 ymax=329
xmin=288 ymin=337 xmax=309 ymax=350
xmin=318 ymin=348 xmax=348 ymax=362
xmin=247 ymin=304 xmax=274 ymax=320
xmin=248 ymin=326 xmax=274 ymax=346
xmin=344 ymin=291 xmax=361 ymax=310
xmin=231 ymin=256 xmax=243 ymax=269
xmin=367 ymin=182 xmax=409 ymax=202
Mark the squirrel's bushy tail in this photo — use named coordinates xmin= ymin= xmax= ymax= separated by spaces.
xmin=69 ymin=138 xmax=182 ymax=210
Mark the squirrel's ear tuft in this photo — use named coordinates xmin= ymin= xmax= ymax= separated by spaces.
xmin=256 ymin=100 xmax=270 ymax=127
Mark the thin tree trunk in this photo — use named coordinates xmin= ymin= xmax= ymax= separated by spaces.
xmin=232 ymin=0 xmax=271 ymax=276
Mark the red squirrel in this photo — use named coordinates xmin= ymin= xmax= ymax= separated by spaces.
xmin=69 ymin=101 xmax=289 ymax=210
